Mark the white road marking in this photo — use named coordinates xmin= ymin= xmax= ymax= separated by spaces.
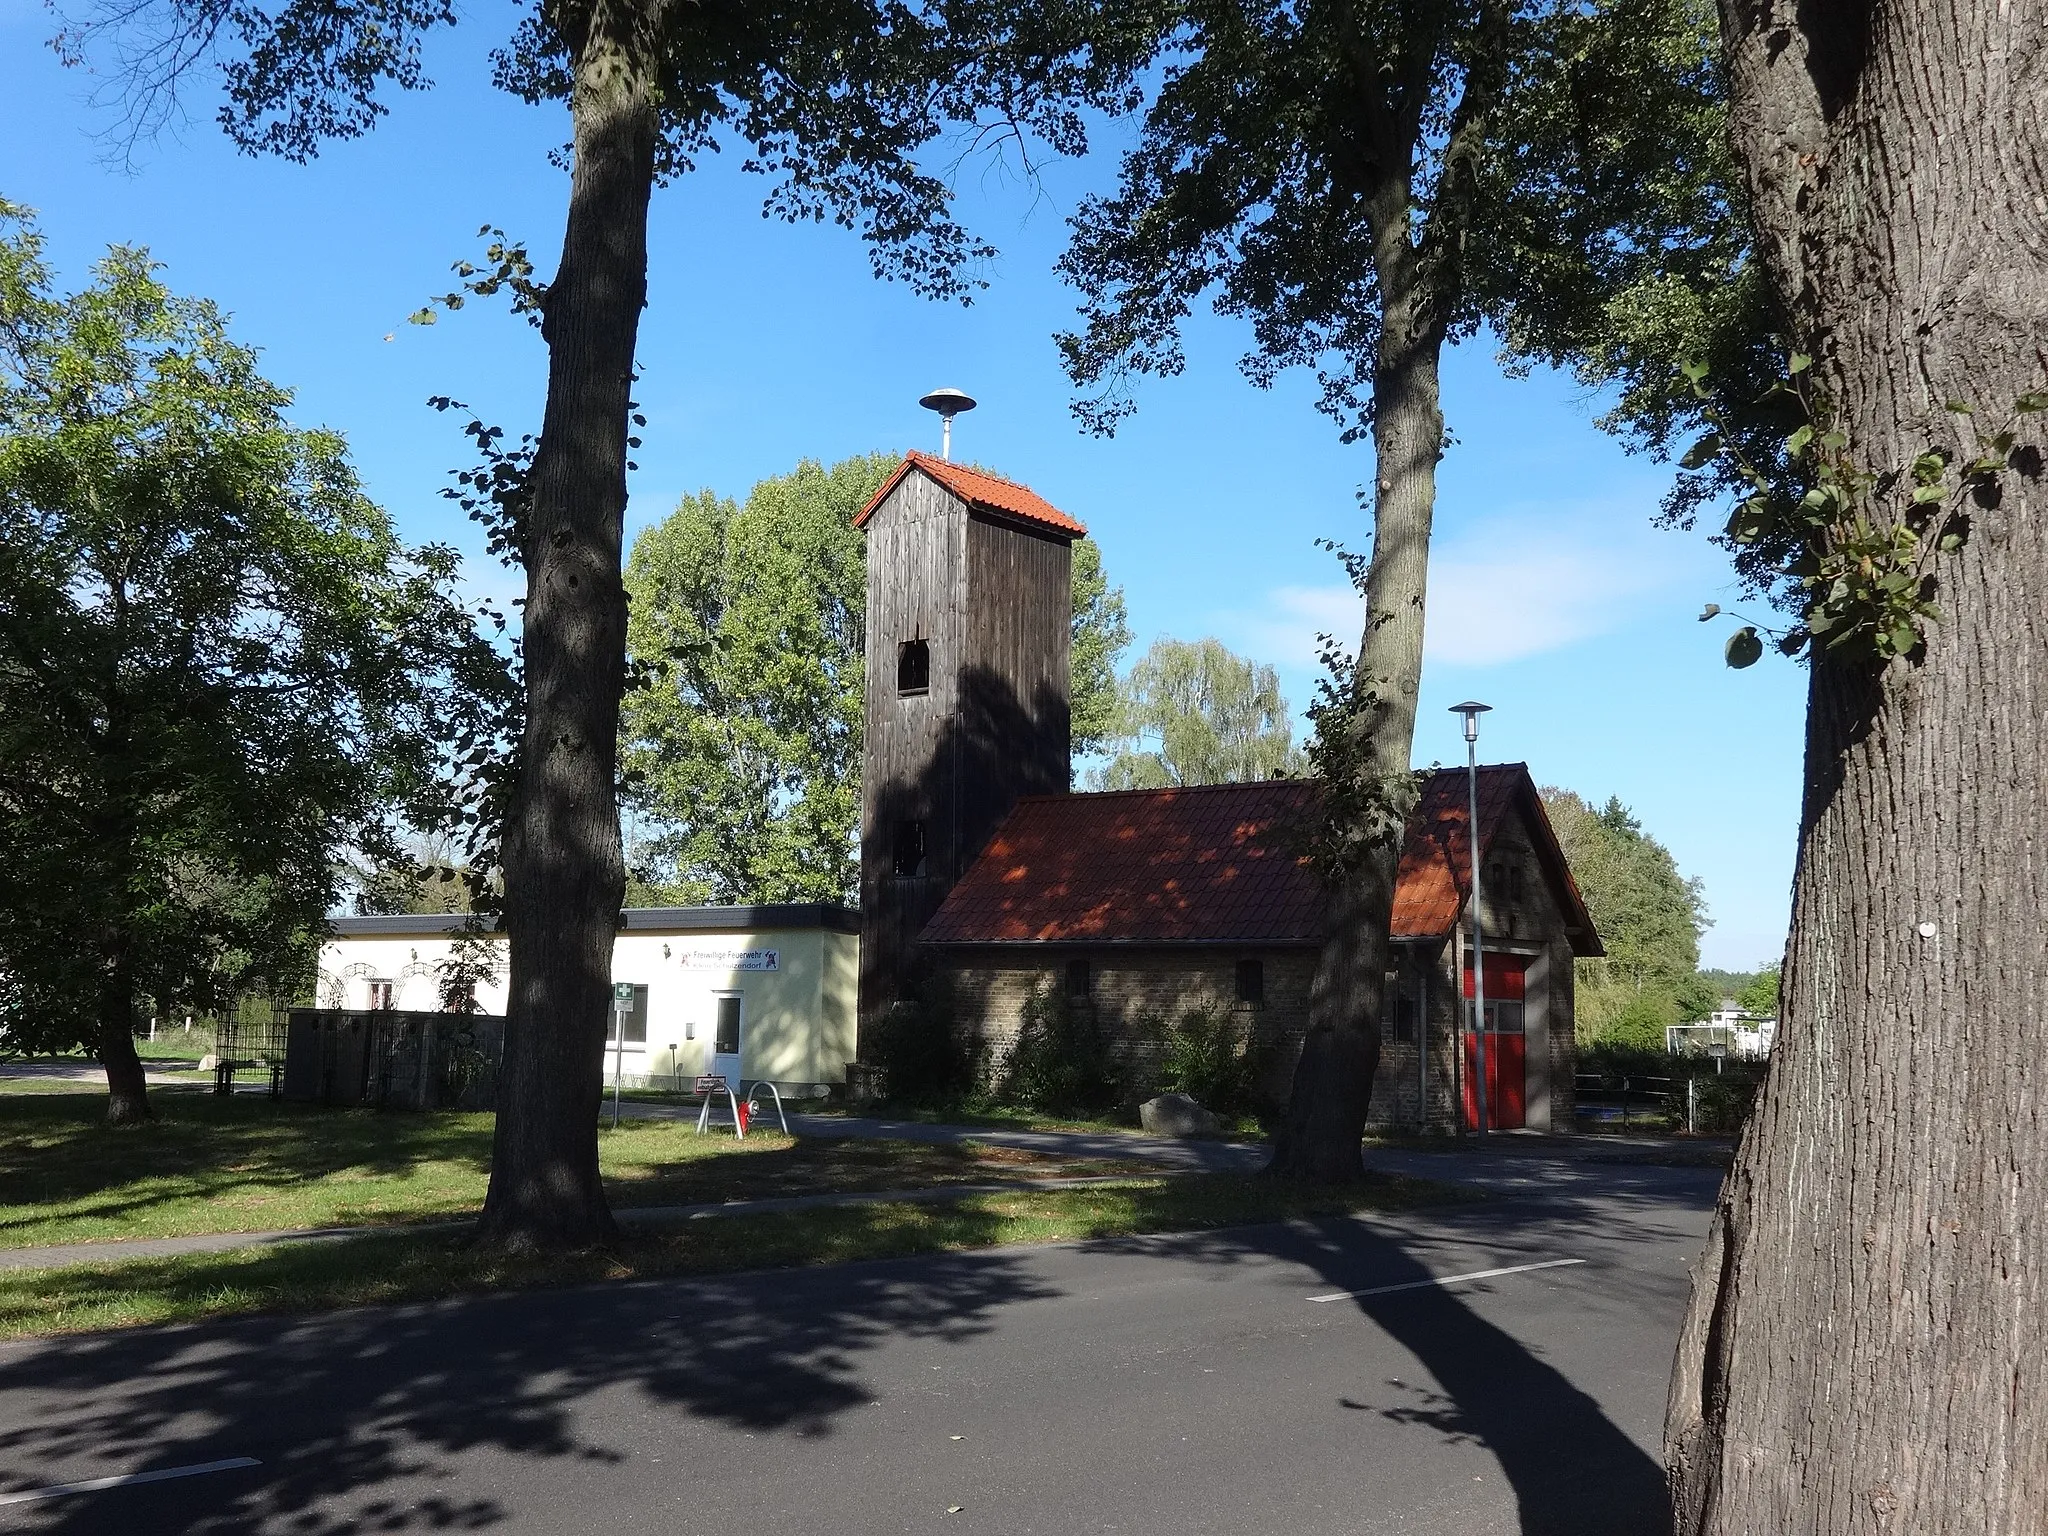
xmin=0 ymin=1457 xmax=261 ymax=1505
xmin=1306 ymin=1257 xmax=1586 ymax=1303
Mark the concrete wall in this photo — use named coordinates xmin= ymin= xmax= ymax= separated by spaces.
xmin=317 ymin=923 xmax=858 ymax=1090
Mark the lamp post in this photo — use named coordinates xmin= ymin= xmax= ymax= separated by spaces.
xmin=1451 ymin=701 xmax=1492 ymax=1136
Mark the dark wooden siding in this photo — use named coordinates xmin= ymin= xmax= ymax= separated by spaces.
xmin=858 ymin=469 xmax=1074 ymax=1027
xmin=960 ymin=510 xmax=1072 ymax=860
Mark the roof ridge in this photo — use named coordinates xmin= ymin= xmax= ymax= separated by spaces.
xmin=1007 ymin=782 xmax=1310 ymax=806
xmin=905 ymin=449 xmax=1029 ymax=490
xmin=1010 ymin=767 xmax=1524 ymax=807
xmin=856 ymin=452 xmax=1087 ymax=538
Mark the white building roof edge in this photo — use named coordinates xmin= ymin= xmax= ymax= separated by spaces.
xmin=326 ymin=903 xmax=859 ymax=939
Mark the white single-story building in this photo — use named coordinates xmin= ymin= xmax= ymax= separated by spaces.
xmin=1667 ymin=1007 xmax=1776 ymax=1061
xmin=318 ymin=904 xmax=859 ymax=1092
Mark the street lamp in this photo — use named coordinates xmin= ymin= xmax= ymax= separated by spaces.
xmin=1450 ymin=701 xmax=1493 ymax=1136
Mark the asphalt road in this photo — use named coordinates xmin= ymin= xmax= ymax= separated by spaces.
xmin=0 ymin=1155 xmax=1714 ymax=1536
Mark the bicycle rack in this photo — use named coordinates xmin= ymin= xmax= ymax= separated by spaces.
xmin=693 ymin=1077 xmax=745 ymax=1139
xmin=745 ymin=1080 xmax=791 ymax=1136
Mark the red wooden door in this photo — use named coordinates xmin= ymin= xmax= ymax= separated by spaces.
xmin=1461 ymin=954 xmax=1529 ymax=1130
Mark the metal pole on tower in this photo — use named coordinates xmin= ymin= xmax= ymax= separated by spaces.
xmin=918 ymin=387 xmax=976 ymax=459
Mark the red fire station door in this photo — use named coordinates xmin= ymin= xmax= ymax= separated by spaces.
xmin=1462 ymin=953 xmax=1528 ymax=1130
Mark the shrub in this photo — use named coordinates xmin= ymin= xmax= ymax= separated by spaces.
xmin=997 ymin=985 xmax=1130 ymax=1114
xmin=1578 ymin=1038 xmax=1766 ymax=1133
xmin=863 ymin=981 xmax=981 ymax=1104
xmin=1599 ymin=992 xmax=1677 ymax=1051
xmin=1156 ymin=1007 xmax=1267 ymax=1121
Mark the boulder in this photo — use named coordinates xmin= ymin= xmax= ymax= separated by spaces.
xmin=1140 ymin=1093 xmax=1223 ymax=1138
xmin=196 ymin=1053 xmax=218 ymax=1072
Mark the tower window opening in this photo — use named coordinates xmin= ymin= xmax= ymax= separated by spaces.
xmin=897 ymin=639 xmax=930 ymax=695
xmin=1065 ymin=959 xmax=1092 ymax=999
xmin=892 ymin=819 xmax=927 ymax=877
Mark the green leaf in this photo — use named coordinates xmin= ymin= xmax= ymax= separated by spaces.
xmin=1788 ymin=352 xmax=1812 ymax=375
xmin=1785 ymin=424 xmax=1814 ymax=456
xmin=2015 ymin=392 xmax=2048 ymax=414
xmin=1680 ymin=359 xmax=1709 ymax=384
xmin=1725 ymin=627 xmax=1763 ymax=668
xmin=1911 ymin=484 xmax=1947 ymax=505
xmin=1679 ymin=433 xmax=1722 ymax=469
xmin=1698 ymin=602 xmax=1721 ymax=622
xmin=1944 ymin=399 xmax=1976 ymax=415
xmin=407 ymin=308 xmax=438 ymax=326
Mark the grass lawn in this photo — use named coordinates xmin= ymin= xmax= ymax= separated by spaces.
xmin=0 ymin=1093 xmax=1162 ymax=1251
xmin=0 ymin=1169 xmax=1471 ymax=1340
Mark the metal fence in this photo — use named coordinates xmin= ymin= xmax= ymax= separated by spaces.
xmin=1575 ymin=1066 xmax=1761 ymax=1134
xmin=281 ymin=1008 xmax=505 ymax=1111
xmin=212 ymin=995 xmax=293 ymax=1095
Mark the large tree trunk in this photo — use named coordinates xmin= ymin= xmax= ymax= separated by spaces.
xmin=1666 ymin=0 xmax=2048 ymax=1527
xmin=1269 ymin=318 xmax=1441 ymax=1182
xmin=478 ymin=0 xmax=660 ymax=1251
xmin=96 ymin=937 xmax=149 ymax=1125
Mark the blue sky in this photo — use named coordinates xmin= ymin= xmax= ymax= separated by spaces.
xmin=1 ymin=12 xmax=1804 ymax=968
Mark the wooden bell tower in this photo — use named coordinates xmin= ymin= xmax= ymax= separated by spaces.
xmin=854 ymin=451 xmax=1084 ymax=1027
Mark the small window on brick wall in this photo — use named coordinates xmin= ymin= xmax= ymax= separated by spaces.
xmin=897 ymin=638 xmax=930 ymax=694
xmin=1235 ymin=958 xmax=1265 ymax=1007
xmin=1065 ymin=958 xmax=1092 ymax=999
xmin=1381 ymin=969 xmax=1422 ymax=1043
xmin=892 ymin=819 xmax=927 ymax=877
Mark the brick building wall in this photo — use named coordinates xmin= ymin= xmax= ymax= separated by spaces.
xmin=941 ymin=944 xmax=1463 ymax=1130
xmin=926 ymin=783 xmax=1583 ymax=1135
xmin=939 ymin=946 xmax=1318 ymax=1100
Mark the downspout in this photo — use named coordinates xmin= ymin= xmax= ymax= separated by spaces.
xmin=1451 ymin=922 xmax=1464 ymax=1135
xmin=1417 ymin=946 xmax=1429 ymax=1131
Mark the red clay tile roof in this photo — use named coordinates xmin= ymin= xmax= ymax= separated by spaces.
xmin=1392 ymin=765 xmax=1527 ymax=941
xmin=855 ymin=451 xmax=1088 ymax=539
xmin=920 ymin=765 xmax=1601 ymax=954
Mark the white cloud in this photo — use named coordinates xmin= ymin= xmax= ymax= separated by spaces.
xmin=1224 ymin=510 xmax=1688 ymax=671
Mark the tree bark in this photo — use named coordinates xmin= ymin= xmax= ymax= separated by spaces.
xmin=96 ymin=937 xmax=149 ymax=1124
xmin=1666 ymin=0 xmax=2048 ymax=1528
xmin=478 ymin=0 xmax=661 ymax=1251
xmin=1270 ymin=308 xmax=1443 ymax=1181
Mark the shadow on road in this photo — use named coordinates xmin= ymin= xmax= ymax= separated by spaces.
xmin=1085 ymin=1163 xmax=1702 ymax=1535
xmin=1265 ymin=1212 xmax=1675 ymax=1535
xmin=0 ymin=1247 xmax=1056 ymax=1533
xmin=0 ymin=1161 xmax=1706 ymax=1534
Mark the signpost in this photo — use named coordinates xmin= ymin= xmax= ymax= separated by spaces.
xmin=611 ymin=982 xmax=633 ymax=1129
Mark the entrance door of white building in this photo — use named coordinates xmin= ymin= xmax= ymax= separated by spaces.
xmin=710 ymin=993 xmax=743 ymax=1092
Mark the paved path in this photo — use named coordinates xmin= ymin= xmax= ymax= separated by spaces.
xmin=0 ymin=1162 xmax=1717 ymax=1534
xmin=0 ymin=1102 xmax=1725 ymax=1273
xmin=0 ymin=1174 xmax=1177 ymax=1273
xmin=0 ymin=1061 xmax=208 ymax=1085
